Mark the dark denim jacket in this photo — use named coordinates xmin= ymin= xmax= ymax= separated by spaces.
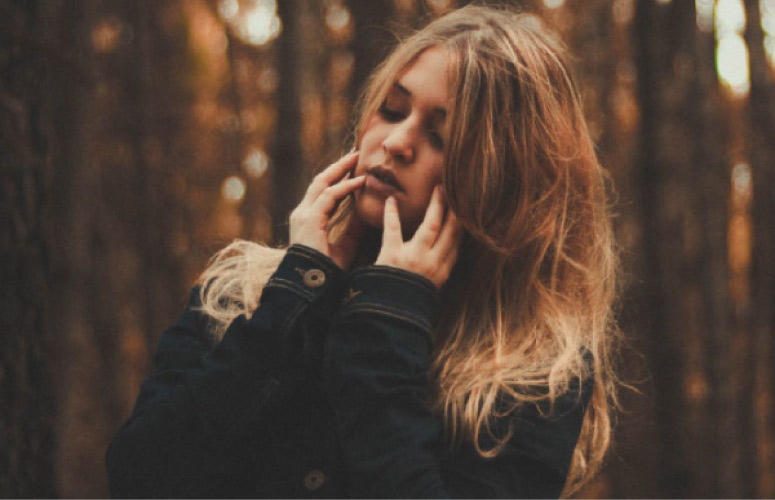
xmin=106 ymin=244 xmax=592 ymax=498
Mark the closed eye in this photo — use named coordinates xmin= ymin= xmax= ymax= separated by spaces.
xmin=379 ymin=103 xmax=444 ymax=150
xmin=378 ymin=105 xmax=405 ymax=122
xmin=429 ymin=131 xmax=444 ymax=150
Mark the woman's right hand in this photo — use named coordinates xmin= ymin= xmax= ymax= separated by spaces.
xmin=289 ymin=151 xmax=365 ymax=270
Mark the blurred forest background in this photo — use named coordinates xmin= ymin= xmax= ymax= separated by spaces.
xmin=1 ymin=0 xmax=774 ymax=497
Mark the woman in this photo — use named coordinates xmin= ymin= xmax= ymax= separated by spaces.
xmin=106 ymin=4 xmax=620 ymax=498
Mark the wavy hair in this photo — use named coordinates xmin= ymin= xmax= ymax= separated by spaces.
xmin=197 ymin=5 xmax=621 ymax=496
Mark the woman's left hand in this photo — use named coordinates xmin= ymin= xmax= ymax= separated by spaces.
xmin=375 ymin=185 xmax=463 ymax=289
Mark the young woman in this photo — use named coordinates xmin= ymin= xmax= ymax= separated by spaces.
xmin=106 ymin=5 xmax=620 ymax=498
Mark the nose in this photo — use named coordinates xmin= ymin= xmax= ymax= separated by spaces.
xmin=382 ymin=120 xmax=415 ymax=164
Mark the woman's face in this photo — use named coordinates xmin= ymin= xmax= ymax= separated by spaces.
xmin=353 ymin=46 xmax=451 ymax=236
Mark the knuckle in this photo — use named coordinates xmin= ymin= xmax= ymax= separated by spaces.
xmin=311 ymin=175 xmax=326 ymax=188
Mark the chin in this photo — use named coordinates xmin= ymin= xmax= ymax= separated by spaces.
xmin=354 ymin=193 xmax=426 ymax=240
xmin=354 ymin=193 xmax=385 ymax=229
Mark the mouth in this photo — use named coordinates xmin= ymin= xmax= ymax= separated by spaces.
xmin=366 ymin=166 xmax=404 ymax=193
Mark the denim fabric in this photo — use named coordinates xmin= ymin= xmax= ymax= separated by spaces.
xmin=106 ymin=244 xmax=591 ymax=498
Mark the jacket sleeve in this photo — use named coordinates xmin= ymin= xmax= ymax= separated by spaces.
xmin=323 ymin=266 xmax=592 ymax=499
xmin=106 ymin=245 xmax=346 ymax=498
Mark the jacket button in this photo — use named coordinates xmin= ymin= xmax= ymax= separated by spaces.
xmin=303 ymin=269 xmax=326 ymax=288
xmin=303 ymin=469 xmax=326 ymax=491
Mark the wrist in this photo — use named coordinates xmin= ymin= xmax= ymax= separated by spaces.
xmin=262 ymin=244 xmax=348 ymax=317
xmin=336 ymin=265 xmax=439 ymax=341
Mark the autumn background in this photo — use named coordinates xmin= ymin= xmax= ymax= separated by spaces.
xmin=2 ymin=0 xmax=774 ymax=497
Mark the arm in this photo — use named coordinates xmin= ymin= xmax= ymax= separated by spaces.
xmin=323 ymin=266 xmax=592 ymax=498
xmin=106 ymin=150 xmax=364 ymax=498
xmin=106 ymin=245 xmax=346 ymax=498
xmin=324 ymin=191 xmax=589 ymax=498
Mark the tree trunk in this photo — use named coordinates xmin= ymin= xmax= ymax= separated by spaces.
xmin=0 ymin=1 xmax=57 ymax=495
xmin=348 ymin=0 xmax=394 ymax=104
xmin=744 ymin=1 xmax=775 ymax=497
xmin=558 ymin=1 xmax=660 ymax=497
xmin=272 ymin=0 xmax=304 ymax=244
xmin=633 ymin=1 xmax=730 ymax=496
xmin=51 ymin=1 xmax=191 ymax=496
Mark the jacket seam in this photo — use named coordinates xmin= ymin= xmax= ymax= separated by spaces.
xmin=265 ymin=278 xmax=316 ymax=301
xmin=352 ymin=267 xmax=438 ymax=297
xmin=286 ymin=245 xmax=344 ymax=276
xmin=233 ymin=377 xmax=281 ymax=433
xmin=279 ymin=301 xmax=308 ymax=334
xmin=338 ymin=302 xmax=434 ymax=337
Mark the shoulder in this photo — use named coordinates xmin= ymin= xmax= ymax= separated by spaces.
xmin=196 ymin=241 xmax=287 ymax=340
xmin=439 ymin=375 xmax=593 ymax=498
xmin=501 ymin=361 xmax=594 ymax=480
xmin=151 ymin=285 xmax=217 ymax=368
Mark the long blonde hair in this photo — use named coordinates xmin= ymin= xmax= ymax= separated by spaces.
xmin=198 ymin=5 xmax=620 ymax=496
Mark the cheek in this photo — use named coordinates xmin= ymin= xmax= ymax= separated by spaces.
xmin=357 ymin=116 xmax=383 ymax=151
xmin=401 ymin=166 xmax=443 ymax=227
xmin=354 ymin=131 xmax=380 ymax=176
xmin=414 ymin=164 xmax=443 ymax=201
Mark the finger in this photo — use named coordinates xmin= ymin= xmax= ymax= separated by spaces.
xmin=320 ymin=150 xmax=359 ymax=184
xmin=432 ymin=207 xmax=463 ymax=258
xmin=435 ymin=218 xmax=463 ymax=284
xmin=381 ymin=196 xmax=403 ymax=254
xmin=302 ymin=152 xmax=359 ymax=204
xmin=412 ymin=185 xmax=444 ymax=248
xmin=310 ymin=175 xmax=366 ymax=217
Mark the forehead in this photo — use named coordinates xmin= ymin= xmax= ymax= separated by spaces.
xmin=393 ymin=47 xmax=452 ymax=106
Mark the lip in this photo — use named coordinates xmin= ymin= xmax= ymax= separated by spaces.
xmin=364 ymin=174 xmax=402 ymax=197
xmin=365 ymin=166 xmax=404 ymax=193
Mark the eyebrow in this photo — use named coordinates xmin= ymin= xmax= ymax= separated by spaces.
xmin=392 ymin=81 xmax=447 ymax=119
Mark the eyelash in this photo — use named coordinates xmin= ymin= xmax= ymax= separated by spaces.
xmin=378 ymin=105 xmax=444 ymax=151
xmin=378 ymin=105 xmax=404 ymax=123
xmin=429 ymin=131 xmax=444 ymax=150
